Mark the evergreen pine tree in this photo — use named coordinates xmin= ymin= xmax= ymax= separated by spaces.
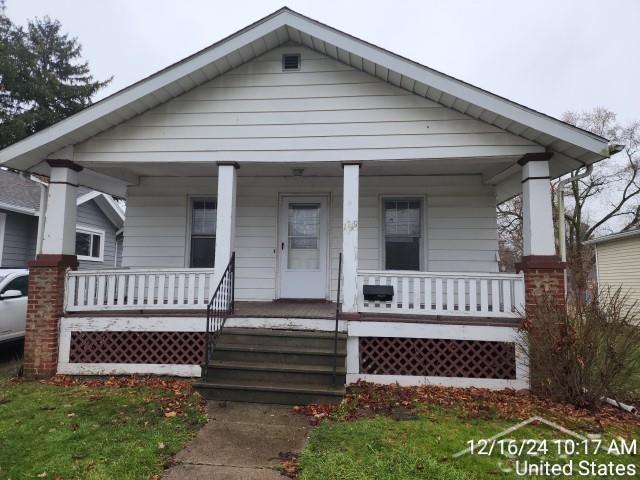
xmin=0 ymin=4 xmax=110 ymax=148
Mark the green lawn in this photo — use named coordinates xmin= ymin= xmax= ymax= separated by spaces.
xmin=298 ymin=387 xmax=640 ymax=480
xmin=0 ymin=377 xmax=206 ymax=480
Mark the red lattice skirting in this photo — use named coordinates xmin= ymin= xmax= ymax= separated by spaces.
xmin=359 ymin=337 xmax=516 ymax=379
xmin=69 ymin=331 xmax=206 ymax=365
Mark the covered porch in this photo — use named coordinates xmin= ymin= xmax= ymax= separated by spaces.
xmin=58 ymin=157 xmax=533 ymax=322
xmin=40 ymin=155 xmax=546 ymax=389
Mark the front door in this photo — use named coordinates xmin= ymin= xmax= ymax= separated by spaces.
xmin=278 ymin=195 xmax=329 ymax=299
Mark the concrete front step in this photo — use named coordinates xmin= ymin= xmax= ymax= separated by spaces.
xmin=207 ymin=360 xmax=347 ymax=386
xmin=214 ymin=343 xmax=346 ymax=367
xmin=219 ymin=327 xmax=347 ymax=350
xmin=194 ymin=379 xmax=345 ymax=405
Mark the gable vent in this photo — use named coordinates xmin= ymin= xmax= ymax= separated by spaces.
xmin=282 ymin=53 xmax=301 ymax=71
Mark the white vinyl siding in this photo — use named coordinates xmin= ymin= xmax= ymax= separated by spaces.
xmin=122 ymin=194 xmax=189 ymax=269
xmin=74 ymin=47 xmax=537 ymax=164
xmin=596 ymin=237 xmax=640 ymax=305
xmin=122 ymin=175 xmax=499 ymax=301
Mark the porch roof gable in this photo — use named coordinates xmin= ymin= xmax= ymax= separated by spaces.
xmin=0 ymin=7 xmax=611 ymax=175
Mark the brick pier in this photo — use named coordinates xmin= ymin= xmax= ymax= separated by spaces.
xmin=23 ymin=254 xmax=78 ymax=378
xmin=516 ymin=255 xmax=566 ymax=308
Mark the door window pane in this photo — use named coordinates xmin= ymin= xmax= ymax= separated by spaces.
xmin=288 ymin=203 xmax=320 ymax=270
xmin=190 ymin=199 xmax=216 ymax=268
xmin=384 ymin=199 xmax=421 ymax=270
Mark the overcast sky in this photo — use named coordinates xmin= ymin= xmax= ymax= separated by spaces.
xmin=6 ymin=0 xmax=640 ymax=124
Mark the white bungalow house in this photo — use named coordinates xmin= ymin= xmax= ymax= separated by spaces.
xmin=0 ymin=8 xmax=614 ymax=403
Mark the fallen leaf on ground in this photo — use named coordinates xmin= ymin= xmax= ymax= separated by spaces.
xmin=293 ymin=380 xmax=640 ymax=433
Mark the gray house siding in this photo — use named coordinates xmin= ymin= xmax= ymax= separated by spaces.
xmin=76 ymin=200 xmax=118 ymax=270
xmin=0 ymin=209 xmax=38 ymax=268
xmin=115 ymin=233 xmax=123 ymax=267
xmin=0 ymin=200 xmax=119 ymax=269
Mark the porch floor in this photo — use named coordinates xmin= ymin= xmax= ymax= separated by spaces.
xmin=64 ymin=300 xmax=519 ymax=326
xmin=232 ymin=301 xmax=335 ymax=319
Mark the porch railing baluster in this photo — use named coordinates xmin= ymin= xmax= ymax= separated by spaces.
xmin=203 ymin=253 xmax=236 ymax=379
xmin=358 ymin=270 xmax=525 ymax=318
xmin=64 ymin=267 xmax=215 ymax=312
xmin=332 ymin=252 xmax=342 ymax=385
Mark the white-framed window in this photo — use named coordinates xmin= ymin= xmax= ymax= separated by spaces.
xmin=75 ymin=226 xmax=105 ymax=262
xmin=188 ymin=198 xmax=217 ymax=268
xmin=382 ymin=197 xmax=423 ymax=271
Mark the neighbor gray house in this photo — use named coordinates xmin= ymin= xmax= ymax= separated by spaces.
xmin=0 ymin=168 xmax=124 ymax=269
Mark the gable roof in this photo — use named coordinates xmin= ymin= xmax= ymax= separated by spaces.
xmin=0 ymin=168 xmax=124 ymax=228
xmin=584 ymin=228 xmax=640 ymax=246
xmin=0 ymin=7 xmax=611 ymax=178
xmin=76 ymin=189 xmax=125 ymax=228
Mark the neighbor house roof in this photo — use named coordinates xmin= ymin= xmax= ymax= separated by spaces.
xmin=0 ymin=168 xmax=124 ymax=228
xmin=0 ymin=7 xmax=612 ymax=179
xmin=76 ymin=189 xmax=125 ymax=228
xmin=0 ymin=168 xmax=42 ymax=215
xmin=584 ymin=229 xmax=640 ymax=246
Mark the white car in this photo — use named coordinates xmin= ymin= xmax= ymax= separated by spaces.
xmin=0 ymin=269 xmax=28 ymax=344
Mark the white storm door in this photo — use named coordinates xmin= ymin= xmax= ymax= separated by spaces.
xmin=278 ymin=196 xmax=329 ymax=299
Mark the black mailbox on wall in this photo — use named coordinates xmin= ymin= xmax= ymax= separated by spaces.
xmin=363 ymin=285 xmax=394 ymax=302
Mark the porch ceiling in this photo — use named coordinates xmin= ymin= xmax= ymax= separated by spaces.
xmin=80 ymin=157 xmax=516 ymax=180
xmin=0 ymin=8 xmax=610 ymax=197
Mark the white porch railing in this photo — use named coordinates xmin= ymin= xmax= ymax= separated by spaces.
xmin=357 ymin=270 xmax=525 ymax=318
xmin=65 ymin=268 xmax=216 ymax=312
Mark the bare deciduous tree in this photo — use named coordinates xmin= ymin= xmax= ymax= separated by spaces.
xmin=497 ymin=196 xmax=522 ymax=272
xmin=497 ymin=108 xmax=640 ymax=293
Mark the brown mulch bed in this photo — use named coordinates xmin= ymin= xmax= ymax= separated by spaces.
xmin=294 ymin=381 xmax=640 ymax=433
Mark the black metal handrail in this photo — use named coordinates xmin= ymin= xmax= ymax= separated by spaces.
xmin=203 ymin=252 xmax=235 ymax=378
xmin=332 ymin=252 xmax=342 ymax=384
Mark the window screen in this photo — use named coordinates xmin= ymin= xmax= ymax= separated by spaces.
xmin=190 ymin=199 xmax=216 ymax=268
xmin=384 ymin=199 xmax=421 ymax=270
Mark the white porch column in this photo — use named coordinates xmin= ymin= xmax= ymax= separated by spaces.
xmin=520 ymin=153 xmax=556 ymax=256
xmin=42 ymin=162 xmax=80 ymax=255
xmin=342 ymin=162 xmax=360 ymax=313
xmin=213 ymin=162 xmax=238 ymax=283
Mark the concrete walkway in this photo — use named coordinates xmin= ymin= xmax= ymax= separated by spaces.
xmin=163 ymin=401 xmax=310 ymax=479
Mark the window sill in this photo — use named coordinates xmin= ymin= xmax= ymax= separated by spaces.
xmin=77 ymin=256 xmax=104 ymax=263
